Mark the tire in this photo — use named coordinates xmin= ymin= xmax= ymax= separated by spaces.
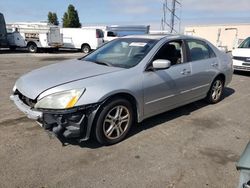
xmin=94 ymin=98 xmax=134 ymax=145
xmin=9 ymin=46 xmax=16 ymax=51
xmin=81 ymin=44 xmax=91 ymax=54
xmin=27 ymin=43 xmax=37 ymax=53
xmin=206 ymin=77 xmax=224 ymax=104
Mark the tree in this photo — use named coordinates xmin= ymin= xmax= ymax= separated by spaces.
xmin=62 ymin=13 xmax=69 ymax=28
xmin=47 ymin=12 xmax=59 ymax=25
xmin=62 ymin=4 xmax=81 ymax=28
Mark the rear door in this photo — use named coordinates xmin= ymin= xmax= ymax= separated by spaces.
xmin=49 ymin=27 xmax=62 ymax=46
xmin=185 ymin=39 xmax=218 ymax=98
xmin=96 ymin=29 xmax=104 ymax=48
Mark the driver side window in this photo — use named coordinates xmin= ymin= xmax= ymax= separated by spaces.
xmin=153 ymin=40 xmax=184 ymax=66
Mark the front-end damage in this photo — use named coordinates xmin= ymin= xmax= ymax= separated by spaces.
xmin=10 ymin=90 xmax=101 ymax=143
xmin=40 ymin=104 xmax=100 ymax=141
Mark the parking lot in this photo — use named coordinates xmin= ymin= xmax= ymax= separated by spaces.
xmin=0 ymin=52 xmax=249 ymax=188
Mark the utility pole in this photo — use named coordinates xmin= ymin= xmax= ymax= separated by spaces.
xmin=170 ymin=0 xmax=176 ymax=33
xmin=161 ymin=0 xmax=181 ymax=33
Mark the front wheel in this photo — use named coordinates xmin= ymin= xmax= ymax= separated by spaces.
xmin=94 ymin=98 xmax=134 ymax=145
xmin=206 ymin=78 xmax=224 ymax=104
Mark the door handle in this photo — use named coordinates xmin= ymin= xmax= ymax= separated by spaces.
xmin=211 ymin=62 xmax=218 ymax=67
xmin=181 ymin=69 xmax=191 ymax=75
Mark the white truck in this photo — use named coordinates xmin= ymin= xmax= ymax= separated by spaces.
xmin=81 ymin=26 xmax=118 ymax=43
xmin=82 ymin=25 xmax=150 ymax=43
xmin=6 ymin=22 xmax=63 ymax=53
xmin=60 ymin=28 xmax=104 ymax=53
xmin=106 ymin=25 xmax=150 ymax=37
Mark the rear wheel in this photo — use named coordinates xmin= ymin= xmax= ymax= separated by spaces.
xmin=27 ymin=43 xmax=37 ymax=53
xmin=206 ymin=78 xmax=224 ymax=104
xmin=81 ymin=44 xmax=91 ymax=54
xmin=94 ymin=98 xmax=134 ymax=145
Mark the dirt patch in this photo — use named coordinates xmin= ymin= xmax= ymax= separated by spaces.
xmin=199 ymin=148 xmax=239 ymax=166
xmin=190 ymin=116 xmax=223 ymax=130
xmin=25 ymin=125 xmax=42 ymax=131
xmin=0 ymin=116 xmax=31 ymax=127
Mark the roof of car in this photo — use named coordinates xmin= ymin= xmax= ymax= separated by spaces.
xmin=123 ymin=34 xmax=193 ymax=40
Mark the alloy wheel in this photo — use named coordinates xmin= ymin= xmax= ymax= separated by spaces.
xmin=211 ymin=80 xmax=223 ymax=101
xmin=103 ymin=105 xmax=130 ymax=140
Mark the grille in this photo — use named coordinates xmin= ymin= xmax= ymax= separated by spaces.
xmin=15 ymin=90 xmax=37 ymax=108
xmin=234 ymin=65 xmax=250 ymax=71
xmin=233 ymin=56 xmax=250 ymax=62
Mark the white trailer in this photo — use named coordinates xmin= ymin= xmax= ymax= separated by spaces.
xmin=82 ymin=25 xmax=150 ymax=43
xmin=60 ymin=28 xmax=104 ymax=53
xmin=107 ymin=25 xmax=150 ymax=36
xmin=6 ymin=22 xmax=63 ymax=53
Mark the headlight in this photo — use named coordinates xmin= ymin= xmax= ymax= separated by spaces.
xmin=35 ymin=89 xmax=85 ymax=109
xmin=13 ymin=85 xmax=17 ymax=92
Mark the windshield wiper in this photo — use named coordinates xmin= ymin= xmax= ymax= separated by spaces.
xmin=93 ymin=61 xmax=112 ymax=67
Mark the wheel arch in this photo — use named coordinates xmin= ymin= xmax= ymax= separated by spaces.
xmin=213 ymin=73 xmax=226 ymax=85
xmin=99 ymin=92 xmax=140 ymax=123
xmin=81 ymin=43 xmax=91 ymax=49
xmin=208 ymin=73 xmax=226 ymax=93
xmin=26 ymin=41 xmax=38 ymax=47
xmin=87 ymin=91 xmax=141 ymax=142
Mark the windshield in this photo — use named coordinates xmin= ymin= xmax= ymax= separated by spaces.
xmin=238 ymin=37 xmax=250 ymax=48
xmin=82 ymin=38 xmax=158 ymax=68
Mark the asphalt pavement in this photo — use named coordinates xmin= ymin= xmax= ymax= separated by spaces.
xmin=0 ymin=52 xmax=249 ymax=188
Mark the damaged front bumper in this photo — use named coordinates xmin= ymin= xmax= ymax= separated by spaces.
xmin=10 ymin=94 xmax=100 ymax=141
xmin=10 ymin=95 xmax=42 ymax=120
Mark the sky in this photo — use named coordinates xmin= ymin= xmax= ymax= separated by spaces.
xmin=0 ymin=0 xmax=250 ymax=31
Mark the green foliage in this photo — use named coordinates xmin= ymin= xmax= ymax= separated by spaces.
xmin=47 ymin=12 xmax=59 ymax=26
xmin=62 ymin=4 xmax=81 ymax=28
xmin=62 ymin=13 xmax=69 ymax=28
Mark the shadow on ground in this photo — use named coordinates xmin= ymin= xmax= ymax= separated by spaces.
xmin=234 ymin=70 xmax=250 ymax=77
xmin=58 ymin=87 xmax=235 ymax=149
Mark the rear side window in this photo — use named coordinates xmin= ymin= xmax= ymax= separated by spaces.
xmin=239 ymin=37 xmax=250 ymax=48
xmin=96 ymin=29 xmax=104 ymax=38
xmin=186 ymin=40 xmax=216 ymax=62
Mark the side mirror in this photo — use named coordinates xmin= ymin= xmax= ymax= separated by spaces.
xmin=152 ymin=59 xmax=171 ymax=70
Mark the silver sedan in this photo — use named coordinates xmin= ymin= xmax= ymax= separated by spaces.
xmin=10 ymin=34 xmax=233 ymax=145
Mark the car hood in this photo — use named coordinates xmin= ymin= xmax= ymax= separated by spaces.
xmin=232 ymin=48 xmax=250 ymax=57
xmin=15 ymin=59 xmax=123 ymax=100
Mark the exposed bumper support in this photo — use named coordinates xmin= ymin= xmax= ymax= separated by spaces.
xmin=10 ymin=94 xmax=100 ymax=142
xmin=10 ymin=95 xmax=42 ymax=120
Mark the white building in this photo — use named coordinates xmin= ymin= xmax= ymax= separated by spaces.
xmin=184 ymin=23 xmax=250 ymax=51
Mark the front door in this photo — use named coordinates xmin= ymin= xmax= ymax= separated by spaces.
xmin=143 ymin=40 xmax=193 ymax=117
